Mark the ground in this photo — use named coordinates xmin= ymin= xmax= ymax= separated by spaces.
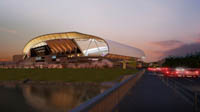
xmin=0 ymin=68 xmax=137 ymax=82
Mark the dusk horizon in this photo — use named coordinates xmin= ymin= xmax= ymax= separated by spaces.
xmin=1 ymin=0 xmax=200 ymax=62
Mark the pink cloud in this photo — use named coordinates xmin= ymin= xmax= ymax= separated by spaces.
xmin=0 ymin=58 xmax=10 ymax=62
xmin=151 ymin=40 xmax=184 ymax=49
xmin=0 ymin=27 xmax=17 ymax=34
xmin=163 ymin=42 xmax=200 ymax=58
xmin=143 ymin=40 xmax=185 ymax=62
xmin=195 ymin=37 xmax=200 ymax=43
xmin=190 ymin=33 xmax=200 ymax=43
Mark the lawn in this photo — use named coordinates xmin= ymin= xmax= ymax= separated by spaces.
xmin=0 ymin=68 xmax=138 ymax=82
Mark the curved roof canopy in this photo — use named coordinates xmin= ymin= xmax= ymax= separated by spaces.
xmin=106 ymin=40 xmax=145 ymax=58
xmin=23 ymin=32 xmax=145 ymax=58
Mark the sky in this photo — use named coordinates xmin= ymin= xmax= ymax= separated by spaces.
xmin=0 ymin=0 xmax=200 ymax=62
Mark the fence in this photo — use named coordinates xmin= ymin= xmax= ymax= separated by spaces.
xmin=161 ymin=77 xmax=200 ymax=112
xmin=70 ymin=70 xmax=145 ymax=112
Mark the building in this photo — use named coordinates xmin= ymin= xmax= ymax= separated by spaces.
xmin=13 ymin=54 xmax=23 ymax=62
xmin=22 ymin=32 xmax=145 ymax=68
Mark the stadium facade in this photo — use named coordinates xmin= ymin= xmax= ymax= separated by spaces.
xmin=14 ymin=32 xmax=145 ymax=68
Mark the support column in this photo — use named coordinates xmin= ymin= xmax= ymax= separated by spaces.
xmin=122 ymin=60 xmax=127 ymax=69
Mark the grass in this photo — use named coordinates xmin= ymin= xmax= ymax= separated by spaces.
xmin=0 ymin=68 xmax=138 ymax=82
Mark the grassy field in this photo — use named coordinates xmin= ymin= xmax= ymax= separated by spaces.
xmin=0 ymin=68 xmax=138 ymax=82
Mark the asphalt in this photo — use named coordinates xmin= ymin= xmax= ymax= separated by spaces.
xmin=115 ymin=72 xmax=193 ymax=112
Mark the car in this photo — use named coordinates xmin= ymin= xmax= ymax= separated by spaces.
xmin=147 ymin=67 xmax=157 ymax=72
xmin=163 ymin=69 xmax=178 ymax=77
xmin=184 ymin=69 xmax=199 ymax=78
xmin=162 ymin=68 xmax=185 ymax=78
xmin=162 ymin=68 xmax=200 ymax=78
xmin=175 ymin=68 xmax=185 ymax=77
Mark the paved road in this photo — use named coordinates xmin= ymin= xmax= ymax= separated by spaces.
xmin=115 ymin=72 xmax=193 ymax=112
xmin=161 ymin=76 xmax=200 ymax=111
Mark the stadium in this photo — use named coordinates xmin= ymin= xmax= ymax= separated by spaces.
xmin=21 ymin=32 xmax=145 ymax=68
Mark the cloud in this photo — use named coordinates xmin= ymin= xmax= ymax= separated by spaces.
xmin=147 ymin=40 xmax=185 ymax=61
xmin=163 ymin=43 xmax=200 ymax=58
xmin=0 ymin=58 xmax=10 ymax=62
xmin=190 ymin=33 xmax=200 ymax=43
xmin=147 ymin=40 xmax=200 ymax=61
xmin=194 ymin=37 xmax=200 ymax=43
xmin=151 ymin=40 xmax=184 ymax=49
xmin=0 ymin=27 xmax=17 ymax=34
xmin=142 ymin=40 xmax=184 ymax=62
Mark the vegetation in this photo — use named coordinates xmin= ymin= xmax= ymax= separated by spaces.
xmin=0 ymin=68 xmax=138 ymax=82
xmin=162 ymin=52 xmax=200 ymax=68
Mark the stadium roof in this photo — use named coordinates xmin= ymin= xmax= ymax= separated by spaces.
xmin=23 ymin=32 xmax=145 ymax=58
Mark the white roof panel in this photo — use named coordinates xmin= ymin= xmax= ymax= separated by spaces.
xmin=105 ymin=39 xmax=145 ymax=58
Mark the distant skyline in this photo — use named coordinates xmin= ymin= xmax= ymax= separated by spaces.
xmin=1 ymin=0 xmax=200 ymax=62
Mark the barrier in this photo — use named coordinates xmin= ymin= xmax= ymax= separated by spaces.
xmin=70 ymin=70 xmax=145 ymax=112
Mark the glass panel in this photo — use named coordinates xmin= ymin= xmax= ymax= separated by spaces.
xmin=75 ymin=39 xmax=108 ymax=56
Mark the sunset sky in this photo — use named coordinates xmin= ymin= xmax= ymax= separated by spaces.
xmin=0 ymin=0 xmax=200 ymax=62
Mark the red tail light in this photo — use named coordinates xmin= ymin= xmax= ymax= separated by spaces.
xmin=185 ymin=71 xmax=189 ymax=74
xmin=166 ymin=71 xmax=170 ymax=74
xmin=147 ymin=67 xmax=152 ymax=71
xmin=148 ymin=67 xmax=155 ymax=71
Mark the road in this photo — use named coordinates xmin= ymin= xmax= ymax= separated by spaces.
xmin=115 ymin=71 xmax=194 ymax=112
